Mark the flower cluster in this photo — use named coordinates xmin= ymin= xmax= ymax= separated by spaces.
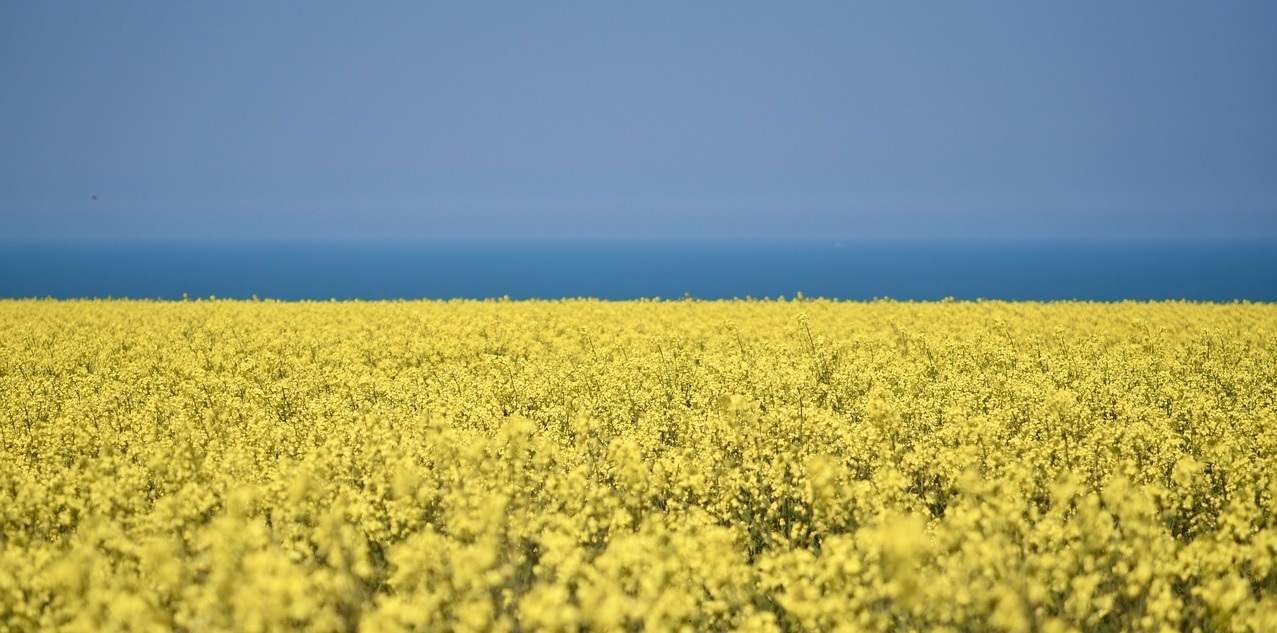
xmin=1 ymin=298 xmax=1275 ymax=631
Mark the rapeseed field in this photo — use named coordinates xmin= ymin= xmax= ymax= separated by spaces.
xmin=2 ymin=298 xmax=1275 ymax=632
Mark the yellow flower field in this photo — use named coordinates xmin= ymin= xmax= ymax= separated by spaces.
xmin=2 ymin=298 xmax=1275 ymax=632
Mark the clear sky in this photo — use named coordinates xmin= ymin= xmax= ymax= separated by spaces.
xmin=2 ymin=2 xmax=1275 ymax=240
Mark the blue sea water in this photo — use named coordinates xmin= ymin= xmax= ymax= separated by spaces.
xmin=1 ymin=239 xmax=1275 ymax=302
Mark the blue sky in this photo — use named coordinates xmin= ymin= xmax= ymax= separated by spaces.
xmin=2 ymin=2 xmax=1275 ymax=240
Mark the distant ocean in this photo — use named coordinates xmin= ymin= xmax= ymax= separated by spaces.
xmin=2 ymin=239 xmax=1275 ymax=302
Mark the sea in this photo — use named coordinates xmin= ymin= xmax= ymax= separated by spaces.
xmin=2 ymin=239 xmax=1275 ymax=302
